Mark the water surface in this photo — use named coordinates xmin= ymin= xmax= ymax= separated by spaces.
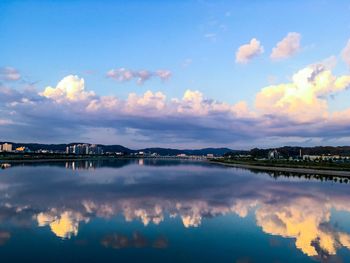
xmin=0 ymin=159 xmax=349 ymax=262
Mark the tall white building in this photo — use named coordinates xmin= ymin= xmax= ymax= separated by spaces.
xmin=66 ymin=144 xmax=103 ymax=155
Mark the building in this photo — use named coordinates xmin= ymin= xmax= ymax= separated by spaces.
xmin=15 ymin=146 xmax=30 ymax=153
xmin=321 ymin=155 xmax=341 ymax=161
xmin=66 ymin=144 xmax=103 ymax=155
xmin=268 ymin=149 xmax=280 ymax=160
xmin=303 ymin=155 xmax=321 ymax=161
xmin=2 ymin=143 xmax=13 ymax=152
xmin=88 ymin=144 xmax=103 ymax=155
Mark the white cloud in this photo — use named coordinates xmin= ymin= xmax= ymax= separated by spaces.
xmin=3 ymin=60 xmax=350 ymax=146
xmin=106 ymin=68 xmax=134 ymax=82
xmin=40 ymin=75 xmax=95 ymax=102
xmin=155 ymin=70 xmax=172 ymax=81
xmin=125 ymin=90 xmax=167 ymax=114
xmin=0 ymin=67 xmax=21 ymax=81
xmin=341 ymin=39 xmax=350 ymax=68
xmin=270 ymin=32 xmax=301 ymax=60
xmin=106 ymin=68 xmax=172 ymax=84
xmin=235 ymin=38 xmax=264 ymax=64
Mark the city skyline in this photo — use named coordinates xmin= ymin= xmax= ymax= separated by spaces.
xmin=1 ymin=0 xmax=350 ymax=149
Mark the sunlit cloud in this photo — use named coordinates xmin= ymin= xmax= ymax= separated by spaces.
xmin=2 ymin=58 xmax=350 ymax=146
xmin=270 ymin=32 xmax=301 ymax=60
xmin=255 ymin=63 xmax=350 ymax=122
xmin=235 ymin=38 xmax=264 ymax=64
xmin=41 ymin=75 xmax=95 ymax=102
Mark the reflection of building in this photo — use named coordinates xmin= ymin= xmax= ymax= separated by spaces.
xmin=65 ymin=161 xmax=100 ymax=170
xmin=0 ymin=163 xmax=11 ymax=169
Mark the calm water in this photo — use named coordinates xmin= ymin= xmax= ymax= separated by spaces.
xmin=0 ymin=159 xmax=349 ymax=262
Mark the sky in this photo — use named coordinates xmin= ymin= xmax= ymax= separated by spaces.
xmin=1 ymin=0 xmax=350 ymax=149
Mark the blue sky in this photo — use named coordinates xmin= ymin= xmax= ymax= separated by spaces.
xmin=1 ymin=0 xmax=350 ymax=148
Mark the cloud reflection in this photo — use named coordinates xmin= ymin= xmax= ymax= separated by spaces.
xmin=37 ymin=209 xmax=89 ymax=239
xmin=0 ymin=160 xmax=350 ymax=259
xmin=255 ymin=197 xmax=350 ymax=257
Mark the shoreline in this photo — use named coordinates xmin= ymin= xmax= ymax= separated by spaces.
xmin=0 ymin=158 xmax=106 ymax=163
xmin=0 ymin=156 xmax=205 ymax=164
xmin=210 ymin=160 xmax=350 ymax=177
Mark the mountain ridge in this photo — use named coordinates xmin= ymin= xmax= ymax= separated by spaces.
xmin=0 ymin=142 xmax=233 ymax=156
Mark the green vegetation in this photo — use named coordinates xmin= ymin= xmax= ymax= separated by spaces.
xmin=212 ymin=158 xmax=350 ymax=172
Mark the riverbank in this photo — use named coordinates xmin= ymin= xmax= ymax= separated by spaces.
xmin=0 ymin=155 xmax=206 ymax=164
xmin=210 ymin=159 xmax=350 ymax=177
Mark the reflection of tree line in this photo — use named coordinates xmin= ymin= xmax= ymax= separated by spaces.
xmin=3 ymin=159 xmax=206 ymax=170
xmin=248 ymin=169 xmax=350 ymax=184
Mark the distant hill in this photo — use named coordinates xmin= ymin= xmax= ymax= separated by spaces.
xmin=225 ymin=146 xmax=350 ymax=158
xmin=5 ymin=142 xmax=350 ymax=157
xmin=139 ymin=147 xmax=233 ymax=156
xmin=0 ymin=142 xmax=233 ymax=156
xmin=0 ymin=142 xmax=132 ymax=153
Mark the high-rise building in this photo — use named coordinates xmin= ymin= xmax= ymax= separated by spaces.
xmin=88 ymin=144 xmax=103 ymax=155
xmin=66 ymin=144 xmax=103 ymax=155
